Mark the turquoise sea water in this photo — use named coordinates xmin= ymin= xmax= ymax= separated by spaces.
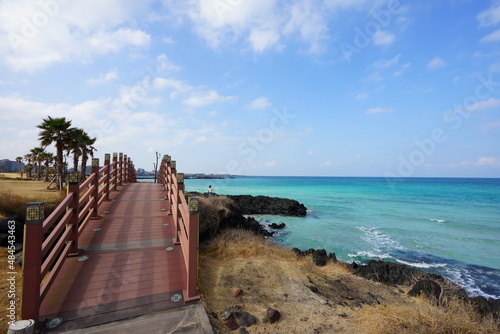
xmin=185 ymin=177 xmax=500 ymax=299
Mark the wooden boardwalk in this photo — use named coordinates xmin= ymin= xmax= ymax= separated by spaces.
xmin=39 ymin=183 xmax=189 ymax=332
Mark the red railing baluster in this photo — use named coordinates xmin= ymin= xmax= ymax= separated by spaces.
xmin=90 ymin=158 xmax=99 ymax=219
xmin=104 ymin=154 xmax=110 ymax=201
xmin=112 ymin=152 xmax=118 ymax=191
xmin=118 ymin=153 xmax=123 ymax=186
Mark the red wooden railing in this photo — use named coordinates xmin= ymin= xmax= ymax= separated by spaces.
xmin=158 ymin=155 xmax=200 ymax=302
xmin=22 ymin=153 xmax=136 ymax=324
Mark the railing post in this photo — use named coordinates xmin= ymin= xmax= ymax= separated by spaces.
xmin=91 ymin=158 xmax=99 ymax=219
xmin=112 ymin=153 xmax=118 ymax=191
xmin=127 ymin=157 xmax=131 ymax=183
xmin=22 ymin=202 xmax=45 ymax=324
xmin=67 ymin=172 xmax=80 ymax=256
xmin=164 ymin=155 xmax=171 ymax=201
xmin=131 ymin=160 xmax=136 ymax=182
xmin=171 ymin=161 xmax=180 ymax=245
xmin=123 ymin=154 xmax=128 ymax=184
xmin=185 ymin=197 xmax=200 ymax=301
xmin=118 ymin=153 xmax=123 ymax=186
xmin=104 ymin=154 xmax=110 ymax=201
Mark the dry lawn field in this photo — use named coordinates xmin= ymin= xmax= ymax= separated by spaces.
xmin=0 ymin=174 xmax=64 ymax=331
xmin=199 ymin=230 xmax=498 ymax=334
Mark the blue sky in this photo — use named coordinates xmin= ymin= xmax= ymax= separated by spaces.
xmin=0 ymin=0 xmax=499 ymax=177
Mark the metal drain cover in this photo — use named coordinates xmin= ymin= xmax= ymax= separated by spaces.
xmin=162 ymin=223 xmax=170 ymax=226
xmin=46 ymin=317 xmax=63 ymax=329
xmin=93 ymin=228 xmax=102 ymax=232
xmin=161 ymin=208 xmax=167 ymax=211
xmin=78 ymin=256 xmax=89 ymax=262
xmin=171 ymin=293 xmax=183 ymax=303
xmin=104 ymin=211 xmax=111 ymax=214
xmin=165 ymin=247 xmax=174 ymax=252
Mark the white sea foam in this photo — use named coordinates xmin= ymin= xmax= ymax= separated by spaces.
xmin=395 ymin=259 xmax=447 ymax=269
xmin=430 ymin=218 xmax=446 ymax=223
xmin=357 ymin=226 xmax=405 ymax=252
xmin=348 ymin=251 xmax=393 ymax=260
xmin=444 ymin=267 xmax=499 ymax=299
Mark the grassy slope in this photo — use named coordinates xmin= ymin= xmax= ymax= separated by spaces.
xmin=199 ymin=230 xmax=498 ymax=334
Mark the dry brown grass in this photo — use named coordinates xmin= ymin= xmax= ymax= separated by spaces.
xmin=0 ymin=178 xmax=64 ymax=331
xmin=0 ymin=180 xmax=64 ymax=219
xmin=200 ymin=230 xmax=374 ymax=333
xmin=198 ymin=196 xmax=238 ymax=240
xmin=199 ymin=230 xmax=498 ymax=334
xmin=354 ymin=296 xmax=499 ymax=334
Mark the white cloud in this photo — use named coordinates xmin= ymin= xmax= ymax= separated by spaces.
xmin=392 ymin=62 xmax=411 ymax=77
xmin=356 ymin=92 xmax=369 ymax=100
xmin=247 ymin=97 xmax=271 ymax=109
xmin=156 ymin=54 xmax=180 ymax=72
xmin=319 ymin=161 xmax=333 ymax=167
xmin=87 ymin=70 xmax=118 ymax=85
xmin=490 ymin=62 xmax=500 ymax=72
xmin=483 ymin=120 xmax=500 ymax=132
xmin=248 ymin=29 xmax=281 ymax=53
xmin=476 ymin=157 xmax=500 ymax=167
xmin=0 ymin=0 xmax=151 ymax=71
xmin=366 ymin=107 xmax=393 ymax=114
xmin=466 ymin=97 xmax=500 ymax=111
xmin=372 ymin=30 xmax=395 ymax=45
xmin=153 ymin=78 xmax=192 ymax=95
xmin=265 ymin=160 xmax=277 ymax=167
xmin=183 ymin=90 xmax=236 ymax=107
xmin=173 ymin=0 xmax=339 ymax=54
xmin=361 ymin=71 xmax=383 ymax=83
xmin=307 ymin=150 xmax=315 ymax=155
xmin=477 ymin=3 xmax=500 ymax=27
xmin=480 ymin=29 xmax=500 ymax=43
xmin=428 ymin=56 xmax=446 ymax=69
xmin=373 ymin=54 xmax=401 ymax=69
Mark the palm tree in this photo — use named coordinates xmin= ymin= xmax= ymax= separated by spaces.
xmin=37 ymin=116 xmax=74 ymax=190
xmin=16 ymin=156 xmax=23 ymax=178
xmin=30 ymin=147 xmax=45 ymax=180
xmin=67 ymin=128 xmax=85 ymax=174
xmin=79 ymin=131 xmax=97 ymax=180
xmin=24 ymin=153 xmax=33 ymax=178
xmin=41 ymin=152 xmax=54 ymax=181
xmin=15 ymin=156 xmax=23 ymax=172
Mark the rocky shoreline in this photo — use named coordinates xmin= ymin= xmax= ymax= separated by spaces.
xmin=197 ymin=193 xmax=499 ymax=320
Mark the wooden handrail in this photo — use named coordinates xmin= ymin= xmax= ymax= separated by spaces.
xmin=22 ymin=152 xmax=136 ymax=326
xmin=159 ymin=156 xmax=200 ymax=301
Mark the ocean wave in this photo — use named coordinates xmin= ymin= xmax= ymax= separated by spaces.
xmin=357 ymin=226 xmax=405 ymax=252
xmin=395 ymin=259 xmax=447 ymax=269
xmin=347 ymin=251 xmax=393 ymax=260
xmin=445 ymin=266 xmax=500 ymax=299
xmin=430 ymin=218 xmax=446 ymax=223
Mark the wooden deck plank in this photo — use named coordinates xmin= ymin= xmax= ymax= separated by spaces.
xmin=39 ymin=182 xmax=189 ymax=328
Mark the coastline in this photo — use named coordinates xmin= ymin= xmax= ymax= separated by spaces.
xmin=195 ymin=193 xmax=499 ymax=321
xmin=186 ymin=176 xmax=500 ymax=300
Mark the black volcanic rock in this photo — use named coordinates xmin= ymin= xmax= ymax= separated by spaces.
xmin=408 ymin=279 xmax=442 ymax=301
xmin=269 ymin=223 xmax=286 ymax=229
xmin=293 ymin=248 xmax=337 ymax=267
xmin=227 ymin=195 xmax=307 ymax=216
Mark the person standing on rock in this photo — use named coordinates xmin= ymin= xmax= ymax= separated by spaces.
xmin=208 ymin=185 xmax=213 ymax=198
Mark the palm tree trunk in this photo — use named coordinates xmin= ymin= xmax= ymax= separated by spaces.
xmin=43 ymin=163 xmax=49 ymax=181
xmin=73 ymin=154 xmax=79 ymax=174
xmin=56 ymin=143 xmax=64 ymax=190
xmin=80 ymin=154 xmax=88 ymax=181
